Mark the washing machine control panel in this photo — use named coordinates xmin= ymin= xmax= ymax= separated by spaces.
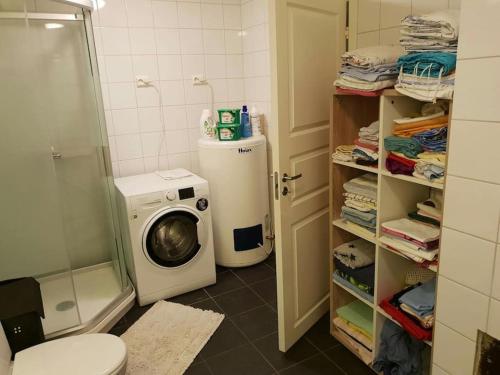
xmin=178 ymin=187 xmax=195 ymax=200
xmin=166 ymin=191 xmax=176 ymax=201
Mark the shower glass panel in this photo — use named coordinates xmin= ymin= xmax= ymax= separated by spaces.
xmin=0 ymin=1 xmax=129 ymax=337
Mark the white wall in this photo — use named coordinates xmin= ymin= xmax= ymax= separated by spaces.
xmin=0 ymin=326 xmax=10 ymax=375
xmin=92 ymin=0 xmax=246 ymax=177
xmin=432 ymin=1 xmax=500 ymax=374
xmin=350 ymin=0 xmax=461 ymax=49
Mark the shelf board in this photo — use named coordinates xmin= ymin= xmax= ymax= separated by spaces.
xmin=378 ymin=244 xmax=438 ymax=273
xmin=376 ymin=307 xmax=433 ymax=346
xmin=332 ymin=159 xmax=379 ymax=173
xmin=331 ymin=329 xmax=373 ymax=366
xmin=380 ymin=169 xmax=444 ymax=190
xmin=332 ymin=278 xmax=374 ymax=308
xmin=332 ymin=219 xmax=377 ymax=244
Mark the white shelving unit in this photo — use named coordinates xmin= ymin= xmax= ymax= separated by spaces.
xmin=329 ymin=89 xmax=449 ymax=373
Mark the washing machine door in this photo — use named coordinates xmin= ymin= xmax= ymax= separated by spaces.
xmin=143 ymin=208 xmax=205 ymax=268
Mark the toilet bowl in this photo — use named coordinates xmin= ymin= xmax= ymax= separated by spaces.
xmin=10 ymin=334 xmax=127 ymax=375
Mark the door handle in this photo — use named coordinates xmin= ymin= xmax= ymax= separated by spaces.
xmin=282 ymin=173 xmax=302 ymax=182
xmin=52 ymin=152 xmax=62 ymax=160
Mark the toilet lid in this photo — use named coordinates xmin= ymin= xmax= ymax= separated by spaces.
xmin=12 ymin=334 xmax=127 ymax=375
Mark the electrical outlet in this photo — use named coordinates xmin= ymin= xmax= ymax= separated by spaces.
xmin=136 ymin=75 xmax=151 ymax=87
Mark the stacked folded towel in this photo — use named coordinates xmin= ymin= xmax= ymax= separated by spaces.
xmin=333 ymin=239 xmax=375 ymax=302
xmin=400 ymin=10 xmax=460 ymax=53
xmin=334 ymin=46 xmax=402 ymax=96
xmin=384 ymin=104 xmax=448 ymax=183
xmin=379 ymin=278 xmax=436 ymax=341
xmin=341 ymin=174 xmax=378 ymax=233
xmin=335 ymin=301 xmax=374 ymax=364
xmin=331 ymin=144 xmax=356 ymax=162
xmin=352 ymin=121 xmax=379 ymax=166
xmin=396 ymin=10 xmax=460 ymax=102
xmin=380 ymin=218 xmax=440 ymax=263
xmin=409 ymin=189 xmax=443 ymax=227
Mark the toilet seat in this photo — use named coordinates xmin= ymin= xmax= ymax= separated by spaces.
xmin=12 ymin=334 xmax=127 ymax=375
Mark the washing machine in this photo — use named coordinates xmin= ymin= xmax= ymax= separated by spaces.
xmin=114 ymin=169 xmax=216 ymax=306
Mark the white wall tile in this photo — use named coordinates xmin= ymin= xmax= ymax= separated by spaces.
xmin=158 ymin=55 xmax=183 ymax=80
xmin=487 ymin=298 xmax=500 ymax=340
xmin=412 ymin=0 xmax=448 ymax=14
xmin=447 ymin=120 xmax=500 ymax=184
xmin=201 ymin=3 xmax=224 ymax=28
xmin=188 ymin=128 xmax=200 ymax=151
xmin=190 ymin=151 xmax=200 ymax=173
xmin=453 ymin=57 xmax=500 ymax=122
xmin=187 ymin=104 xmax=209 ymax=128
xmin=144 ymin=155 xmax=169 ymax=172
xmin=223 ymin=4 xmax=242 ymax=29
xmin=101 ymin=83 xmax=110 ymax=110
xmin=168 ymin=152 xmax=192 ymax=169
xmin=101 ymin=28 xmax=130 ymax=55
xmin=141 ymin=132 xmax=165 ymax=156
xmin=357 ymin=31 xmax=380 ymax=48
xmin=108 ymin=82 xmax=137 ymax=109
xmin=181 ymin=55 xmax=206 ymax=79
xmin=178 ymin=2 xmax=202 ymax=28
xmin=179 ymin=29 xmax=205 ymax=54
xmin=155 ymin=29 xmax=181 ymax=54
xmin=165 ymin=130 xmax=190 ymax=153
xmin=436 ymin=276 xmax=489 ymax=340
xmin=380 ymin=0 xmax=411 ymax=28
xmin=112 ymin=108 xmax=140 ymax=134
xmin=226 ymin=54 xmax=243 ymax=77
xmin=138 ymin=107 xmax=163 ymax=132
xmin=225 ymin=30 xmax=243 ymax=53
xmin=491 ymin=245 xmax=500 ymax=301
xmin=379 ymin=27 xmax=403 ymax=46
xmin=457 ymin=0 xmax=500 ymax=59
xmin=115 ymin=134 xmax=143 ymax=160
xmin=227 ymin=78 xmax=245 ymax=101
xmin=357 ymin=0 xmax=381 ymax=33
xmin=243 ymin=23 xmax=268 ymax=53
xmin=160 ymin=80 xmax=186 ymax=105
xmin=163 ymin=105 xmax=188 ymax=129
xmin=184 ymin=80 xmax=209 ymax=104
xmin=152 ymin=1 xmax=179 ymax=28
xmin=136 ymin=84 xmax=161 ymax=107
xmin=132 ymin=55 xmax=159 ymax=81
xmin=105 ymin=55 xmax=134 ymax=83
xmin=108 ymin=136 xmax=117 ymax=160
xmin=98 ymin=0 xmax=127 ymax=27
xmin=205 ymin=54 xmax=226 ymax=78
xmin=439 ymin=228 xmax=496 ymax=294
xmin=210 ymin=78 xmax=228 ymax=102
xmin=118 ymin=158 xmax=145 ymax=176
xmin=203 ymin=29 xmax=226 ymax=54
xmin=443 ymin=175 xmax=500 ymax=242
xmin=125 ymin=0 xmax=153 ymax=27
xmin=433 ymin=322 xmax=476 ymax=375
xmin=104 ymin=110 xmax=114 ymax=135
xmin=129 ymin=28 xmax=157 ymax=55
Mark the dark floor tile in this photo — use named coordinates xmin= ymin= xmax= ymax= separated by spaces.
xmin=324 ymin=344 xmax=373 ymax=375
xmin=108 ymin=320 xmax=129 ymax=336
xmin=167 ymin=288 xmax=210 ymax=305
xmin=250 ymin=277 xmax=277 ymax=308
xmin=199 ymin=319 xmax=248 ymax=359
xmin=206 ymin=344 xmax=275 ymax=375
xmin=191 ymin=298 xmax=224 ymax=314
xmin=232 ymin=262 xmax=275 ymax=284
xmin=204 ymin=271 xmax=245 ymax=297
xmin=232 ymin=305 xmax=278 ymax=341
xmin=254 ymin=332 xmax=319 ymax=371
xmin=279 ymin=353 xmax=344 ymax=375
xmin=213 ymin=287 xmax=264 ymax=316
xmin=123 ymin=303 xmax=154 ymax=326
xmin=216 ymin=265 xmax=228 ymax=273
xmin=304 ymin=313 xmax=339 ymax=351
xmin=264 ymin=252 xmax=276 ymax=269
xmin=185 ymin=360 xmax=213 ymax=375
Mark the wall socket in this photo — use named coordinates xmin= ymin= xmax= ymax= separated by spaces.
xmin=192 ymin=75 xmax=207 ymax=86
xmin=136 ymin=75 xmax=152 ymax=87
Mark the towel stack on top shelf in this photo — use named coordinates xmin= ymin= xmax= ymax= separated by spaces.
xmin=333 ymin=239 xmax=375 ymax=302
xmin=380 ymin=278 xmax=436 ymax=341
xmin=334 ymin=46 xmax=402 ymax=96
xmin=395 ymin=10 xmax=460 ymax=102
xmin=335 ymin=300 xmax=374 ymax=364
xmin=332 ymin=121 xmax=380 ymax=166
xmin=340 ymin=174 xmax=378 ymax=235
xmin=384 ymin=102 xmax=448 ymax=184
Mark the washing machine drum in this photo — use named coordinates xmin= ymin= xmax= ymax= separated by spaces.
xmin=144 ymin=210 xmax=202 ymax=267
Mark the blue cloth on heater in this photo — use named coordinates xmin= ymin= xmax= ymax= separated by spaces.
xmin=398 ymin=278 xmax=436 ymax=317
xmin=397 ymin=52 xmax=457 ymax=77
xmin=412 ymin=127 xmax=448 ymax=152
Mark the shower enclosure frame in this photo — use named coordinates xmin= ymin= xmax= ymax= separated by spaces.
xmin=0 ymin=4 xmax=136 ymax=339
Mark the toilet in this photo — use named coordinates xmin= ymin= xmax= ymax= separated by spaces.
xmin=0 ymin=328 xmax=127 ymax=375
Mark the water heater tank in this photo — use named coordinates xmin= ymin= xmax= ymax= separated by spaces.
xmin=198 ymin=135 xmax=271 ymax=267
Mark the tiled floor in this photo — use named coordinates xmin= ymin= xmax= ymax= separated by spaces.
xmin=109 ymin=253 xmax=373 ymax=374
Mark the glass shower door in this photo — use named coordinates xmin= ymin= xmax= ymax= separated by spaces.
xmin=0 ymin=7 xmax=127 ymax=335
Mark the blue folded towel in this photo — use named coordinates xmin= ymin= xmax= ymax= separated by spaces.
xmin=398 ymin=278 xmax=436 ymax=317
xmin=397 ymin=52 xmax=457 ymax=77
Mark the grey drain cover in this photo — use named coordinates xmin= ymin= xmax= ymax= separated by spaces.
xmin=56 ymin=300 xmax=76 ymax=311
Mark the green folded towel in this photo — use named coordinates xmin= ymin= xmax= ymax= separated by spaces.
xmin=384 ymin=136 xmax=423 ymax=158
xmin=336 ymin=300 xmax=374 ymax=336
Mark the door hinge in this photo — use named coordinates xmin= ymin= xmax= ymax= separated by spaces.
xmin=345 ymin=26 xmax=349 ymax=39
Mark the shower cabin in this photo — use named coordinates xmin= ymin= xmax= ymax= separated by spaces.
xmin=0 ymin=0 xmax=135 ymax=338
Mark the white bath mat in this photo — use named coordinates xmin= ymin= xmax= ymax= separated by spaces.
xmin=121 ymin=300 xmax=224 ymax=375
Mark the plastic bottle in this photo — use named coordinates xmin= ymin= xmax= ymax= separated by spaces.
xmin=250 ymin=105 xmax=261 ymax=135
xmin=200 ymin=109 xmax=216 ymax=139
xmin=241 ymin=105 xmax=252 ymax=138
